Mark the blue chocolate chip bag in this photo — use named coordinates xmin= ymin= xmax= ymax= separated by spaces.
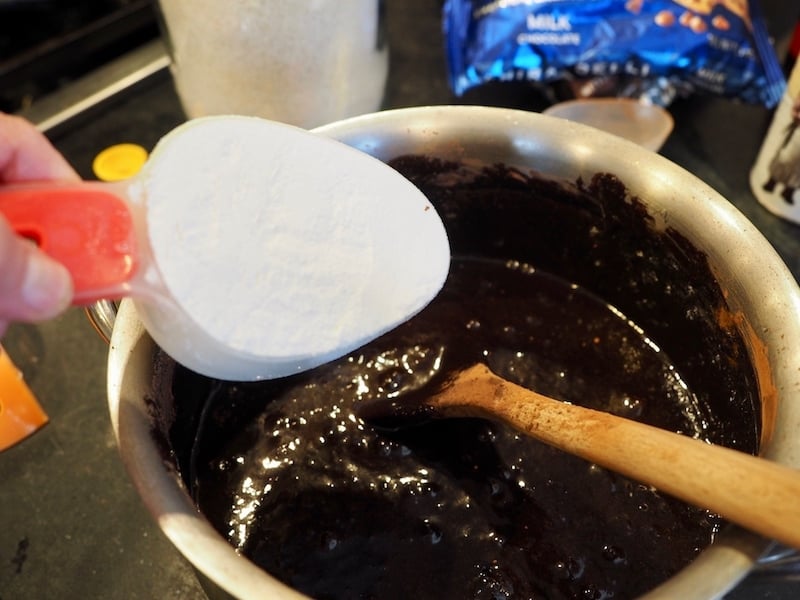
xmin=444 ymin=0 xmax=785 ymax=107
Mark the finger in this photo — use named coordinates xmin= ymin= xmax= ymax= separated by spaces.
xmin=0 ymin=216 xmax=73 ymax=322
xmin=0 ymin=113 xmax=79 ymax=183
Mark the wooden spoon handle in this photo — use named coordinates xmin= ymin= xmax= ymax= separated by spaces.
xmin=436 ymin=364 xmax=800 ymax=550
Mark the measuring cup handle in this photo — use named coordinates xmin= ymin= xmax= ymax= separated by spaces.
xmin=0 ymin=183 xmax=139 ymax=304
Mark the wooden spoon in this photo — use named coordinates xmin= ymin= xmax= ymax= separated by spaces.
xmin=366 ymin=363 xmax=800 ymax=550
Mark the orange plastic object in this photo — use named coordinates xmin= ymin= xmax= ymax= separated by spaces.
xmin=0 ymin=347 xmax=48 ymax=452
xmin=0 ymin=185 xmax=139 ymax=304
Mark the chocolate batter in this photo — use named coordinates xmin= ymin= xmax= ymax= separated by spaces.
xmin=163 ymin=158 xmax=759 ymax=599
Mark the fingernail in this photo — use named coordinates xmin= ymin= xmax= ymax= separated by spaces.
xmin=21 ymin=254 xmax=73 ymax=317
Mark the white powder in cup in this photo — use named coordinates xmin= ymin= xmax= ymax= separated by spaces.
xmin=134 ymin=116 xmax=449 ymax=376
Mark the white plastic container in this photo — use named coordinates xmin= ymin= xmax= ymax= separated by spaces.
xmin=157 ymin=0 xmax=388 ymax=128
xmin=750 ymin=61 xmax=800 ymax=222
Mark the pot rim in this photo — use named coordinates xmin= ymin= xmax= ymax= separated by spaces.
xmin=108 ymin=105 xmax=800 ymax=600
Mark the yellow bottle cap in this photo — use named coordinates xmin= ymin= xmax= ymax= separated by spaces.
xmin=92 ymin=143 xmax=148 ymax=182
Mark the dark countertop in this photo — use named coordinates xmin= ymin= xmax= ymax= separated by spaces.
xmin=1 ymin=1 xmax=799 ymax=598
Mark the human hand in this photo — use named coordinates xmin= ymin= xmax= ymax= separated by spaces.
xmin=0 ymin=113 xmax=78 ymax=334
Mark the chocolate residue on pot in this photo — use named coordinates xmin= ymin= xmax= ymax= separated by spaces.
xmin=161 ymin=158 xmax=759 ymax=600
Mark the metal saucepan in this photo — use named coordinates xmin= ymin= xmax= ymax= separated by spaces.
xmin=104 ymin=106 xmax=800 ymax=599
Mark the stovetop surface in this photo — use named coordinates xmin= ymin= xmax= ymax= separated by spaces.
xmin=0 ymin=0 xmax=158 ymax=113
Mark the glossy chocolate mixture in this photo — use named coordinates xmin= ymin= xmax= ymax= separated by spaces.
xmin=162 ymin=158 xmax=759 ymax=600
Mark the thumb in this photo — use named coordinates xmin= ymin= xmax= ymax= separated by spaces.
xmin=0 ymin=216 xmax=73 ymax=324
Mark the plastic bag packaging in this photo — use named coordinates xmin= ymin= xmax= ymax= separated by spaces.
xmin=444 ymin=0 xmax=786 ymax=107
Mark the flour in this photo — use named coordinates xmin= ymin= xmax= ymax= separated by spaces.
xmin=157 ymin=0 xmax=388 ymax=128
xmin=137 ymin=116 xmax=449 ymax=374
